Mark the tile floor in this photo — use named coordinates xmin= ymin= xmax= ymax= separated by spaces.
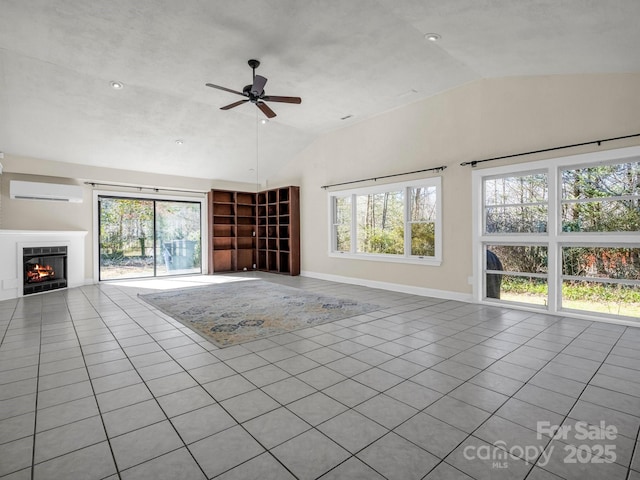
xmin=1 ymin=272 xmax=639 ymax=480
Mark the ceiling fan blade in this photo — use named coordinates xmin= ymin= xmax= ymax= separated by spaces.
xmin=262 ymin=95 xmax=302 ymax=104
xmin=206 ymin=83 xmax=246 ymax=97
xmin=257 ymin=101 xmax=277 ymax=118
xmin=251 ymin=75 xmax=268 ymax=96
xmin=220 ymin=99 xmax=249 ymax=110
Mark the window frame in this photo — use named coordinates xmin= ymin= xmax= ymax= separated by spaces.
xmin=472 ymin=145 xmax=640 ymax=323
xmin=328 ymin=177 xmax=442 ymax=266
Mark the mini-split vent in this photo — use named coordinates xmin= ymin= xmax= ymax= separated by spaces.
xmin=10 ymin=181 xmax=83 ymax=203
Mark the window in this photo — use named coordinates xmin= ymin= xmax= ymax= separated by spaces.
xmin=484 ymin=172 xmax=548 ymax=234
xmin=561 ymin=161 xmax=640 ymax=232
xmin=332 ymin=196 xmax=351 ymax=253
xmin=474 ymin=146 xmax=640 ymax=321
xmin=562 ymin=246 xmax=640 ymax=317
xmin=356 ymin=190 xmax=404 ymax=255
xmin=409 ymin=186 xmax=438 ymax=256
xmin=329 ymin=178 xmax=441 ymax=264
xmin=485 ymin=244 xmax=548 ymax=306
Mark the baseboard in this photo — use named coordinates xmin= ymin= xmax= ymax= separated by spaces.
xmin=300 ymin=270 xmax=473 ymax=303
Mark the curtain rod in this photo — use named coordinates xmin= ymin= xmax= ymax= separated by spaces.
xmin=460 ymin=133 xmax=640 ymax=167
xmin=321 ymin=165 xmax=447 ymax=190
xmin=85 ymin=181 xmax=207 ymax=195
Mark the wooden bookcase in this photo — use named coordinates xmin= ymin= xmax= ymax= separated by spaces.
xmin=257 ymin=186 xmax=300 ymax=276
xmin=208 ymin=186 xmax=299 ymax=275
xmin=236 ymin=191 xmax=257 ymax=271
xmin=208 ymin=189 xmax=239 ymax=273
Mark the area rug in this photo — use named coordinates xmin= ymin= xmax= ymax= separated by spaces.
xmin=138 ymin=280 xmax=380 ymax=347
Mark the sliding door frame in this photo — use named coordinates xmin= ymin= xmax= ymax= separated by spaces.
xmin=92 ymin=190 xmax=208 ymax=283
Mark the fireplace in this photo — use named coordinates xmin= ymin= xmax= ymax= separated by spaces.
xmin=23 ymin=246 xmax=68 ymax=295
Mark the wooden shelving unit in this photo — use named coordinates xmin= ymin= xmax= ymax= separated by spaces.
xmin=208 ymin=190 xmax=238 ymax=273
xmin=256 ymin=186 xmax=300 ymax=275
xmin=236 ymin=191 xmax=257 ymax=271
xmin=208 ymin=186 xmax=299 ymax=275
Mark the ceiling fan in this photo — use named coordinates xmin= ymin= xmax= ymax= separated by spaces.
xmin=206 ymin=59 xmax=302 ymax=118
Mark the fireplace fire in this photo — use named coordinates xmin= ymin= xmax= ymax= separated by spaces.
xmin=23 ymin=246 xmax=68 ymax=295
xmin=26 ymin=263 xmax=56 ymax=283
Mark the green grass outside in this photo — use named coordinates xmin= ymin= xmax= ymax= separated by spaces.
xmin=500 ymin=277 xmax=640 ymax=318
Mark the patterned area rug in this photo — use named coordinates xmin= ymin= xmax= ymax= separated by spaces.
xmin=138 ymin=280 xmax=380 ymax=347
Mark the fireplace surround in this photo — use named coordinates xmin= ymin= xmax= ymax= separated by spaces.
xmin=0 ymin=230 xmax=87 ymax=301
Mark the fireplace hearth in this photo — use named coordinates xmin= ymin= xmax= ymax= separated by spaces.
xmin=23 ymin=246 xmax=67 ymax=295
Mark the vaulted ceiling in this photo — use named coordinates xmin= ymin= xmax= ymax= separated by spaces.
xmin=1 ymin=0 xmax=639 ymax=183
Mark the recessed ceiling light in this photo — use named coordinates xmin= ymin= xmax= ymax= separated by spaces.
xmin=424 ymin=33 xmax=441 ymax=42
xmin=175 ymin=139 xmax=184 ymax=145
xmin=110 ymin=81 xmax=124 ymax=89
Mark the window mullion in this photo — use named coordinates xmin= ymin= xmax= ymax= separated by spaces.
xmin=404 ymin=187 xmax=410 ymax=257
xmin=351 ymin=194 xmax=356 ymax=254
xmin=547 ymin=165 xmax=558 ymax=313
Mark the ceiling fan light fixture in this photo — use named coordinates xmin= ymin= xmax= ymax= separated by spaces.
xmin=424 ymin=33 xmax=441 ymax=42
xmin=260 ymin=118 xmax=269 ymax=125
xmin=110 ymin=81 xmax=124 ymax=89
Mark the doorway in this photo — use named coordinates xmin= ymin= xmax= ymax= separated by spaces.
xmin=98 ymin=196 xmax=202 ymax=280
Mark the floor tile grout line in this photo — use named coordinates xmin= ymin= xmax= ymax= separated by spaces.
xmin=28 ymin=299 xmax=43 ymax=480
xmin=626 ymin=417 xmax=640 ymax=480
xmin=87 ymin=284 xmax=305 ymax=480
xmin=0 ymin=300 xmax=21 ymax=349
xmin=506 ymin=323 xmax=628 ymax=478
xmin=164 ymin=287 xmax=567 ymax=476
xmin=77 ymin=286 xmax=212 ymax=480
xmin=5 ymin=277 xmax=637 ymax=480
xmin=530 ymin=324 xmax=633 ymax=476
xmin=199 ymin=288 xmax=571 ymax=477
xmin=411 ymin=314 xmax=604 ymax=478
xmin=101 ymin=278 xmax=472 ymax=479
xmin=53 ymin=293 xmax=123 ymax=480
xmin=380 ymin=317 xmax=557 ymax=476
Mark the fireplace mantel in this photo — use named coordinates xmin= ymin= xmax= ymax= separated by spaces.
xmin=0 ymin=230 xmax=87 ymax=301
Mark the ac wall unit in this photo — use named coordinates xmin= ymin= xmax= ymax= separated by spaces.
xmin=10 ymin=180 xmax=84 ymax=203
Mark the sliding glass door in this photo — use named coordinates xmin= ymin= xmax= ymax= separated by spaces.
xmin=155 ymin=201 xmax=201 ymax=276
xmin=99 ymin=196 xmax=201 ymax=280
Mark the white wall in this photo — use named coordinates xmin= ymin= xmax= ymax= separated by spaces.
xmin=272 ymin=74 xmax=640 ymax=297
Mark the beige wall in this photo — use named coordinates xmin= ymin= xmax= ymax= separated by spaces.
xmin=0 ymin=156 xmax=254 ymax=280
xmin=2 ymin=73 xmax=640 ymax=294
xmin=273 ymin=74 xmax=640 ymax=296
